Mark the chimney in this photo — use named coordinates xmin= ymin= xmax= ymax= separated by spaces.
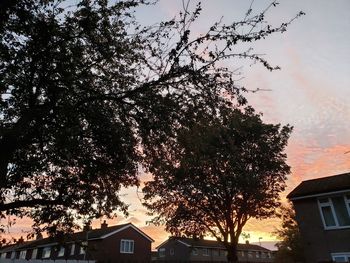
xmin=83 ymin=221 xmax=92 ymax=231
xmin=101 ymin=220 xmax=108 ymax=229
xmin=245 ymin=240 xmax=249 ymax=245
xmin=18 ymin=236 xmax=24 ymax=244
xmin=36 ymin=233 xmax=43 ymax=240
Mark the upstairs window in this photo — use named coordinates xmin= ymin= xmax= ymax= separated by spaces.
xmin=332 ymin=252 xmax=350 ymax=262
xmin=70 ymin=243 xmax=75 ymax=255
xmin=80 ymin=243 xmax=86 ymax=255
xmin=31 ymin=249 xmax=37 ymax=259
xmin=159 ymin=248 xmax=165 ymax=257
xmin=203 ymin=248 xmax=209 ymax=256
xmin=42 ymin=247 xmax=51 ymax=259
xmin=192 ymin=248 xmax=198 ymax=256
xmin=120 ymin=239 xmax=134 ymax=254
xmin=19 ymin=250 xmax=27 ymax=259
xmin=58 ymin=246 xmax=65 ymax=257
xmin=318 ymin=195 xmax=350 ymax=229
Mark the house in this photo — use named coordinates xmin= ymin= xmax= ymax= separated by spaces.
xmin=287 ymin=172 xmax=350 ymax=263
xmin=0 ymin=222 xmax=153 ymax=262
xmin=156 ymin=237 xmax=273 ymax=262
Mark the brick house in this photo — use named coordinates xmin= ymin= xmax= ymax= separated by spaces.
xmin=0 ymin=222 xmax=153 ymax=262
xmin=287 ymin=172 xmax=350 ymax=263
xmin=156 ymin=237 xmax=273 ymax=262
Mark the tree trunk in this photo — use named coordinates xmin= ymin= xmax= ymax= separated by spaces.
xmin=226 ymin=244 xmax=239 ymax=263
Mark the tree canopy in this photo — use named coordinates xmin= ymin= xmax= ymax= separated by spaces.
xmin=0 ymin=0 xmax=303 ymax=235
xmin=143 ymin=107 xmax=292 ymax=263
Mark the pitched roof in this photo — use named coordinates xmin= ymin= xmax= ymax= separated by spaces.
xmin=158 ymin=237 xmax=270 ymax=252
xmin=0 ymin=223 xmax=153 ymax=252
xmin=287 ymin=172 xmax=350 ymax=200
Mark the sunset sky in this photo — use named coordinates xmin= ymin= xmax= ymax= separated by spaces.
xmin=6 ymin=0 xmax=350 ymax=250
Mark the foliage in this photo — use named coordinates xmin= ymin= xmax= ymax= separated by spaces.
xmin=274 ymin=202 xmax=304 ymax=263
xmin=0 ymin=0 xmax=303 ymax=236
xmin=143 ymin=106 xmax=293 ymax=263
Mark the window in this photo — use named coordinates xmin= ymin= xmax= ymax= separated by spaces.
xmin=213 ymin=250 xmax=219 ymax=256
xmin=0 ymin=253 xmax=5 ymax=259
xmin=203 ymin=248 xmax=209 ymax=256
xmin=70 ymin=243 xmax=75 ymax=255
xmin=42 ymin=247 xmax=51 ymax=258
xmin=120 ymin=239 xmax=134 ymax=254
xmin=318 ymin=195 xmax=350 ymax=229
xmin=256 ymin=251 xmax=260 ymax=258
xmin=19 ymin=250 xmax=26 ymax=259
xmin=332 ymin=252 xmax=350 ymax=262
xmin=170 ymin=248 xmax=174 ymax=256
xmin=58 ymin=246 xmax=65 ymax=257
xmin=31 ymin=249 xmax=37 ymax=259
xmin=159 ymin=248 xmax=165 ymax=257
xmin=248 ymin=251 xmax=253 ymax=258
xmin=80 ymin=242 xmax=86 ymax=255
xmin=192 ymin=248 xmax=198 ymax=256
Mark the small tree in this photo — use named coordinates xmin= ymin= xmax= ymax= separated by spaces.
xmin=274 ymin=203 xmax=304 ymax=263
xmin=143 ymin=107 xmax=292 ymax=263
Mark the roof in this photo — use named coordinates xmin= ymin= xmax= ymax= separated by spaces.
xmin=287 ymin=172 xmax=350 ymax=200
xmin=0 ymin=223 xmax=153 ymax=252
xmin=157 ymin=237 xmax=270 ymax=252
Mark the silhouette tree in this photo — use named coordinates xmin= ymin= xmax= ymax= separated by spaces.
xmin=143 ymin=107 xmax=292 ymax=263
xmin=0 ymin=0 xmax=303 ymax=234
xmin=274 ymin=203 xmax=304 ymax=263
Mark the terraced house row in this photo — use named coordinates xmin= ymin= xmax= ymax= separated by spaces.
xmin=0 ymin=222 xmax=273 ymax=263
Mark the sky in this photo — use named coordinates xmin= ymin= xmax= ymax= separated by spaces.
xmin=4 ymin=0 xmax=350 ymax=250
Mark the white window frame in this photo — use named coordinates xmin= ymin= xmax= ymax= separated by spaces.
xmin=331 ymin=252 xmax=350 ymax=262
xmin=203 ymin=248 xmax=209 ymax=256
xmin=80 ymin=242 xmax=86 ymax=255
xmin=248 ymin=251 xmax=253 ymax=258
xmin=159 ymin=248 xmax=165 ymax=257
xmin=70 ymin=243 xmax=75 ymax=255
xmin=42 ymin=247 xmax=51 ymax=259
xmin=256 ymin=251 xmax=260 ymax=258
xmin=318 ymin=195 xmax=350 ymax=230
xmin=120 ymin=239 xmax=134 ymax=254
xmin=345 ymin=195 xmax=350 ymax=216
xmin=19 ymin=250 xmax=26 ymax=259
xmin=58 ymin=246 xmax=65 ymax=257
xmin=31 ymin=248 xmax=38 ymax=259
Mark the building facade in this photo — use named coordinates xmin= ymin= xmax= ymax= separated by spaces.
xmin=156 ymin=237 xmax=273 ymax=262
xmin=0 ymin=222 xmax=153 ymax=263
xmin=288 ymin=172 xmax=350 ymax=263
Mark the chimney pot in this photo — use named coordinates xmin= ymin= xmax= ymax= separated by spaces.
xmin=245 ymin=240 xmax=249 ymax=244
